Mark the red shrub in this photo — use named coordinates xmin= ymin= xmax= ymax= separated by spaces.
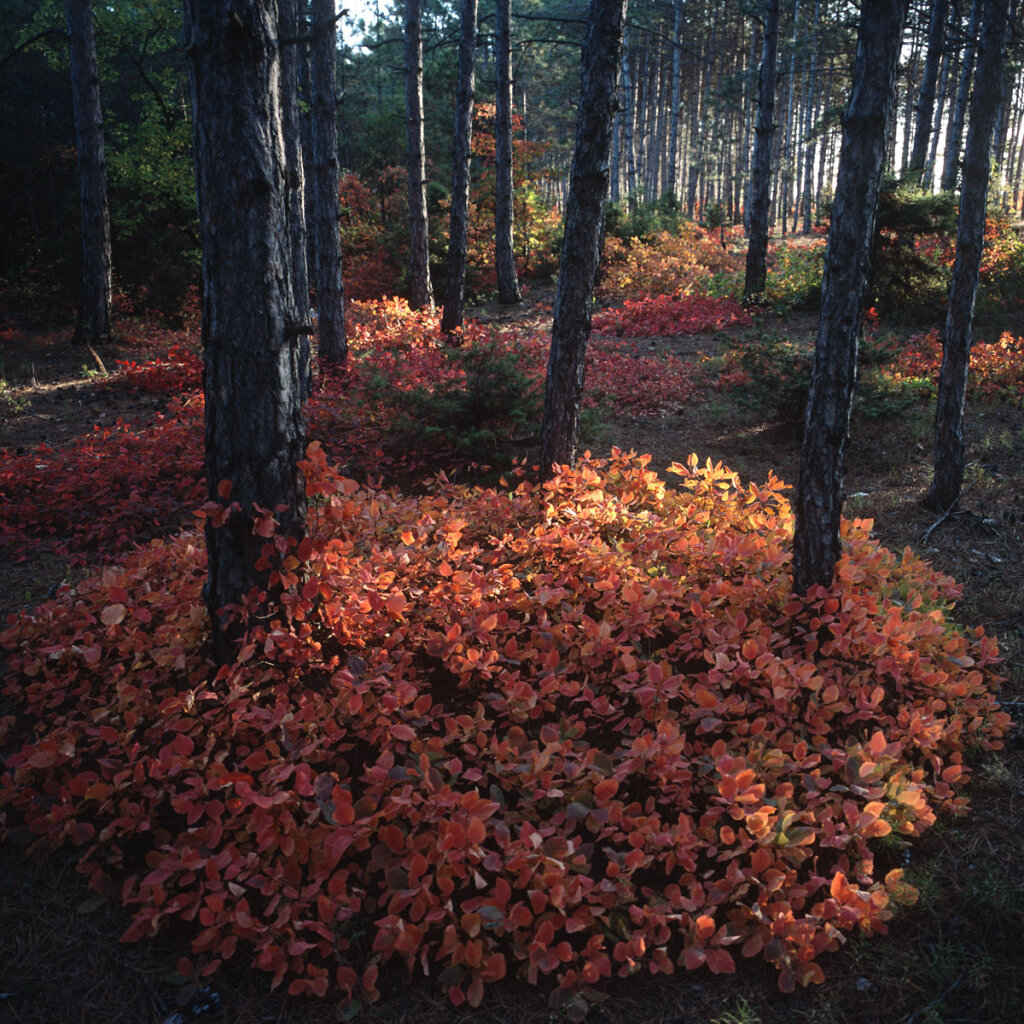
xmin=1 ymin=449 xmax=1008 ymax=1009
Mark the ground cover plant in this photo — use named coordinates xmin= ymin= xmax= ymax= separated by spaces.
xmin=0 ymin=445 xmax=1011 ymax=1017
xmin=3 ymin=209 xmax=1024 ymax=1022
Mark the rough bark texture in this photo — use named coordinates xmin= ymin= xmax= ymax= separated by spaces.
xmin=440 ymin=0 xmax=478 ymax=337
xmin=929 ymin=0 xmax=1010 ymax=511
xmin=941 ymin=0 xmax=981 ymax=192
xmin=792 ymin=0 xmax=908 ymax=595
xmin=184 ymin=0 xmax=307 ymax=663
xmin=311 ymin=0 xmax=346 ymax=364
xmin=280 ymin=0 xmax=310 ymax=331
xmin=743 ymin=0 xmax=781 ymax=300
xmin=909 ymin=0 xmax=949 ymax=178
xmin=404 ymin=0 xmax=434 ymax=311
xmin=538 ymin=0 xmax=628 ymax=474
xmin=494 ymin=0 xmax=521 ymax=305
xmin=64 ymin=0 xmax=111 ymax=347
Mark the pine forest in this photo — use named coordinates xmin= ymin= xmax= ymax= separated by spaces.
xmin=0 ymin=2 xmax=1022 ymax=1022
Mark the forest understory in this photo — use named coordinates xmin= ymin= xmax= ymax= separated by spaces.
xmin=1 ymin=286 xmax=1022 ymax=1024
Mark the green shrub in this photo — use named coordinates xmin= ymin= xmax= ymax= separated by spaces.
xmin=868 ymin=178 xmax=956 ymax=319
xmin=729 ymin=329 xmax=933 ymax=428
xmin=391 ymin=342 xmax=541 ymax=465
xmin=763 ymin=243 xmax=825 ymax=311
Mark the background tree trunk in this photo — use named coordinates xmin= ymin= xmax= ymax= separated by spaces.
xmin=744 ymin=0 xmax=781 ymax=300
xmin=184 ymin=0 xmax=307 ymax=664
xmin=792 ymin=0 xmax=908 ymax=594
xmin=64 ymin=0 xmax=111 ymax=347
xmin=404 ymin=0 xmax=434 ymax=310
xmin=311 ymin=0 xmax=347 ymax=364
xmin=280 ymin=0 xmax=310 ymax=334
xmin=494 ymin=0 xmax=521 ymax=304
xmin=929 ymin=0 xmax=1010 ymax=510
xmin=440 ymin=0 xmax=478 ymax=337
xmin=539 ymin=0 xmax=628 ymax=474
xmin=941 ymin=0 xmax=981 ymax=192
xmin=909 ymin=0 xmax=949 ymax=180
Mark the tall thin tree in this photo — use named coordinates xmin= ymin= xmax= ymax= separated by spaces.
xmin=311 ymin=0 xmax=347 ymax=364
xmin=792 ymin=0 xmax=909 ymax=594
xmin=744 ymin=0 xmax=781 ymax=299
xmin=280 ymin=0 xmax=310 ymax=333
xmin=928 ymin=0 xmax=1011 ymax=510
xmin=184 ymin=0 xmax=308 ymax=663
xmin=65 ymin=0 xmax=111 ymax=347
xmin=494 ymin=0 xmax=521 ymax=304
xmin=941 ymin=0 xmax=982 ymax=192
xmin=404 ymin=0 xmax=434 ymax=310
xmin=440 ymin=0 xmax=479 ymax=337
xmin=539 ymin=0 xmax=628 ymax=473
xmin=908 ymin=0 xmax=949 ymax=180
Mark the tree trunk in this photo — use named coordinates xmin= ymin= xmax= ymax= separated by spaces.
xmin=744 ymin=0 xmax=781 ymax=299
xmin=801 ymin=0 xmax=820 ymax=234
xmin=622 ymin=42 xmax=638 ymax=199
xmin=494 ymin=0 xmax=521 ymax=304
xmin=941 ymin=0 xmax=982 ymax=192
xmin=440 ymin=0 xmax=478 ymax=337
xmin=280 ymin=0 xmax=310 ymax=333
xmin=792 ymin=0 xmax=908 ymax=595
xmin=184 ymin=0 xmax=307 ymax=664
xmin=669 ymin=0 xmax=684 ymax=200
xmin=928 ymin=0 xmax=1010 ymax=511
xmin=311 ymin=0 xmax=346 ymax=364
xmin=539 ymin=0 xmax=628 ymax=474
xmin=65 ymin=0 xmax=111 ymax=347
xmin=908 ymin=0 xmax=947 ymax=179
xmin=404 ymin=0 xmax=434 ymax=310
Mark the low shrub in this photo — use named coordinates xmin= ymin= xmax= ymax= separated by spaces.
xmin=762 ymin=241 xmax=825 ymax=311
xmin=725 ymin=329 xmax=938 ymax=428
xmin=592 ymin=295 xmax=752 ymax=338
xmin=1 ymin=448 xmax=1008 ymax=1012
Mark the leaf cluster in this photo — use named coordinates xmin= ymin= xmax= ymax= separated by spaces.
xmin=1 ymin=448 xmax=1009 ymax=1011
xmin=592 ymin=295 xmax=751 ymax=339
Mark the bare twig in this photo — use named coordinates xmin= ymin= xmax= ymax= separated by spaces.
xmin=921 ymin=483 xmax=976 ymax=544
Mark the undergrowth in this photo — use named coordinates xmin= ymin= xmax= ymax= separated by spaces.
xmin=0 ymin=448 xmax=1009 ymax=1015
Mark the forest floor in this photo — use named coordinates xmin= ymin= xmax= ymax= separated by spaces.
xmin=1 ymin=292 xmax=1023 ymax=1024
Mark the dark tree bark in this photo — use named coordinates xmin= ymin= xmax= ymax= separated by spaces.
xmin=792 ymin=0 xmax=908 ymax=594
xmin=908 ymin=0 xmax=949 ymax=179
xmin=928 ymin=0 xmax=1010 ymax=510
xmin=538 ymin=0 xmax=628 ymax=474
xmin=743 ymin=0 xmax=781 ymax=300
xmin=280 ymin=0 xmax=310 ymax=333
xmin=494 ymin=0 xmax=521 ymax=305
xmin=441 ymin=0 xmax=478 ymax=337
xmin=941 ymin=0 xmax=982 ymax=192
xmin=404 ymin=0 xmax=434 ymax=310
xmin=184 ymin=0 xmax=307 ymax=664
xmin=311 ymin=0 xmax=346 ymax=364
xmin=64 ymin=0 xmax=111 ymax=347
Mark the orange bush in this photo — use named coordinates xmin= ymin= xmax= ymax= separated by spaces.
xmin=889 ymin=329 xmax=1024 ymax=406
xmin=599 ymin=230 xmax=742 ymax=301
xmin=1 ymin=448 xmax=1008 ymax=1010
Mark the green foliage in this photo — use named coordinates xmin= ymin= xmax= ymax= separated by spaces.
xmin=387 ymin=340 xmax=542 ymax=465
xmin=727 ymin=328 xmax=934 ymax=429
xmin=732 ymin=332 xmax=814 ymax=425
xmin=868 ymin=178 xmax=957 ymax=319
xmin=763 ymin=241 xmax=825 ymax=311
xmin=4 ymin=0 xmax=197 ymax=314
xmin=605 ymin=192 xmax=684 ymax=244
